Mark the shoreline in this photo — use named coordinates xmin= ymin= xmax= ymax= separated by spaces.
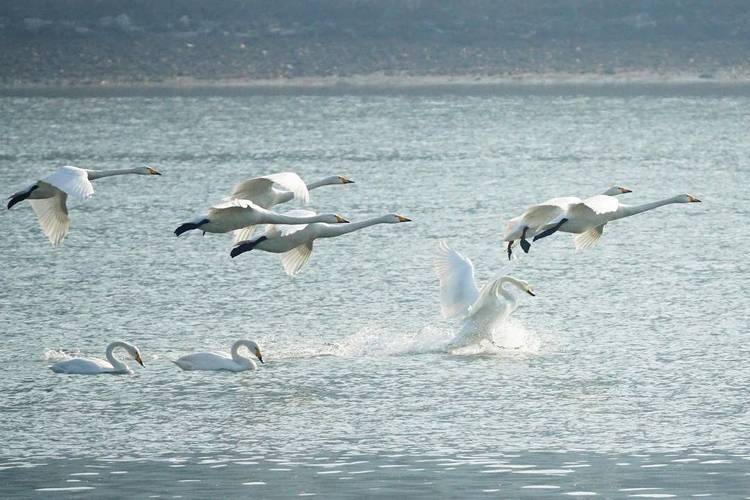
xmin=4 ymin=71 xmax=750 ymax=96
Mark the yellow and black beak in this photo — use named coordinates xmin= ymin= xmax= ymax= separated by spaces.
xmin=339 ymin=176 xmax=354 ymax=184
xmin=147 ymin=167 xmax=162 ymax=176
xmin=256 ymin=351 xmax=264 ymax=364
xmin=688 ymin=195 xmax=701 ymax=202
xmin=619 ymin=187 xmax=632 ymax=194
xmin=526 ymin=290 xmax=536 ymax=297
xmin=397 ymin=215 xmax=412 ymax=222
xmin=335 ymin=215 xmax=350 ymax=223
xmin=134 ymin=352 xmax=145 ymax=367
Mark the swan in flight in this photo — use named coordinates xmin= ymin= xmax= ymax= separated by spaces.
xmin=435 ymin=241 xmax=535 ymax=348
xmin=512 ymin=193 xmax=702 ymax=255
xmin=174 ymin=199 xmax=349 ymax=237
xmin=504 ymin=186 xmax=632 ymax=259
xmin=173 ymin=340 xmax=264 ymax=372
xmin=227 ymin=172 xmax=354 ymax=242
xmin=7 ymin=165 xmax=162 ymax=245
xmin=50 ymin=341 xmax=144 ymax=375
xmin=230 ymin=211 xmax=412 ymax=276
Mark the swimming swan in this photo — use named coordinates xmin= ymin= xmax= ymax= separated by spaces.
xmin=7 ymin=165 xmax=161 ymax=245
xmin=173 ymin=340 xmax=264 ymax=372
xmin=230 ymin=211 xmax=411 ymax=276
xmin=50 ymin=341 xmax=144 ymax=375
xmin=435 ymin=241 xmax=534 ymax=347
xmin=228 ymin=172 xmax=354 ymax=242
xmin=504 ymin=186 xmax=631 ymax=259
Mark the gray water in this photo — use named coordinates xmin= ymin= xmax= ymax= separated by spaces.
xmin=1 ymin=88 xmax=749 ymax=498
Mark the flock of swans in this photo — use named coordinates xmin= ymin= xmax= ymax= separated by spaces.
xmin=7 ymin=165 xmax=700 ymax=374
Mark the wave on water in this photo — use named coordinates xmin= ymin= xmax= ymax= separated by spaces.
xmin=41 ymin=348 xmax=80 ymax=361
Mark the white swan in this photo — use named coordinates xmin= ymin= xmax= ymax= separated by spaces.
xmin=50 ymin=341 xmax=144 ymax=375
xmin=7 ymin=165 xmax=162 ymax=245
xmin=527 ymin=193 xmax=702 ymax=252
xmin=228 ymin=172 xmax=354 ymax=242
xmin=230 ymin=211 xmax=412 ymax=276
xmin=174 ymin=199 xmax=349 ymax=237
xmin=504 ymin=186 xmax=631 ymax=258
xmin=435 ymin=242 xmax=535 ymax=348
xmin=173 ymin=340 xmax=263 ymax=372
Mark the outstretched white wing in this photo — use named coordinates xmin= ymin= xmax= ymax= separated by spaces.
xmin=580 ymin=194 xmax=620 ymax=215
xmin=267 ymin=209 xmax=317 ymax=277
xmin=435 ymin=241 xmax=480 ymax=319
xmin=574 ymin=225 xmax=605 ymax=250
xmin=29 ymin=191 xmax=69 ymax=246
xmin=230 ymin=172 xmax=309 ymax=206
xmin=43 ymin=166 xmax=94 ymax=199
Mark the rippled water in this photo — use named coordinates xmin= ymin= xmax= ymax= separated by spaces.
xmin=1 ymin=87 xmax=749 ymax=497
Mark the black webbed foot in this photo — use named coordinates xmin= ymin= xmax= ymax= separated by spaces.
xmin=507 ymin=241 xmax=513 ymax=260
xmin=532 ymin=218 xmax=568 ymax=242
xmin=520 ymin=226 xmax=531 ymax=254
xmin=174 ymin=218 xmax=209 ymax=237
xmin=230 ymin=236 xmax=267 ymax=258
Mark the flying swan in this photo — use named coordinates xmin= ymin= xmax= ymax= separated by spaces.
xmin=504 ymin=186 xmax=631 ymax=259
xmin=230 ymin=211 xmax=412 ymax=276
xmin=50 ymin=341 xmax=144 ymax=375
xmin=508 ymin=192 xmax=702 ymax=256
xmin=435 ymin=241 xmax=535 ymax=348
xmin=7 ymin=165 xmax=162 ymax=245
xmin=173 ymin=340 xmax=264 ymax=372
xmin=226 ymin=172 xmax=354 ymax=242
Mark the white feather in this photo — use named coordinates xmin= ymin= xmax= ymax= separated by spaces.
xmin=434 ymin=241 xmax=480 ymax=319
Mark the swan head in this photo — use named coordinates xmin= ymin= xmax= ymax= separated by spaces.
xmin=320 ymin=214 xmax=350 ymax=224
xmin=679 ymin=193 xmax=702 ymax=203
xmin=338 ymin=176 xmax=354 ymax=184
xmin=245 ymin=341 xmax=264 ymax=364
xmin=139 ymin=166 xmax=162 ymax=176
xmin=602 ymin=186 xmax=632 ymax=196
xmin=522 ymin=281 xmax=536 ymax=296
xmin=121 ymin=343 xmax=145 ymax=367
xmin=386 ymin=214 xmax=412 ymax=223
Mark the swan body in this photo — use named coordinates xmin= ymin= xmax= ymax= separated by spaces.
xmin=174 ymin=198 xmax=349 ymax=236
xmin=228 ymin=172 xmax=354 ymax=242
xmin=231 ymin=212 xmax=412 ymax=276
xmin=532 ymin=193 xmax=702 ymax=251
xmin=173 ymin=340 xmax=263 ymax=372
xmin=50 ymin=341 xmax=144 ymax=375
xmin=436 ymin=242 xmax=534 ymax=347
xmin=504 ymin=186 xmax=631 ymax=258
xmin=7 ymin=165 xmax=161 ymax=245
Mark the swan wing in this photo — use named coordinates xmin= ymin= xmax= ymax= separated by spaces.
xmin=173 ymin=352 xmax=241 ymax=371
xmin=50 ymin=357 xmax=112 ymax=374
xmin=210 ymin=198 xmax=261 ymax=211
xmin=581 ymin=194 xmax=620 ymax=215
xmin=29 ymin=190 xmax=70 ymax=246
xmin=230 ymin=172 xmax=310 ymax=206
xmin=465 ymin=278 xmax=509 ymax=319
xmin=435 ymin=241 xmax=480 ymax=319
xmin=43 ymin=166 xmax=94 ymax=199
xmin=280 ymin=241 xmax=314 ymax=277
xmin=574 ymin=225 xmax=605 ymax=250
xmin=232 ymin=225 xmax=259 ymax=243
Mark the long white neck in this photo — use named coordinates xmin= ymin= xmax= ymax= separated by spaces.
xmin=86 ymin=168 xmax=144 ymax=180
xmin=105 ymin=342 xmax=130 ymax=371
xmin=263 ymin=211 xmax=337 ymax=225
xmin=319 ymin=215 xmax=393 ymax=238
xmin=230 ymin=340 xmax=255 ymax=367
xmin=611 ymin=195 xmax=686 ymax=221
xmin=496 ymin=277 xmax=527 ymax=309
xmin=307 ymin=176 xmax=341 ymax=190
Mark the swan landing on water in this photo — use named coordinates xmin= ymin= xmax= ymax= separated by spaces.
xmin=435 ymin=242 xmax=535 ymax=349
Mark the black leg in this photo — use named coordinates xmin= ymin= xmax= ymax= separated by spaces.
xmin=519 ymin=227 xmax=531 ymax=253
xmin=230 ymin=236 xmax=267 ymax=258
xmin=174 ymin=218 xmax=210 ymax=237
xmin=533 ymin=218 xmax=568 ymax=242
xmin=7 ymin=184 xmax=38 ymax=209
xmin=507 ymin=241 xmax=513 ymax=260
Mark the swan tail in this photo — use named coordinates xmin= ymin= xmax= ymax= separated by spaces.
xmin=230 ymin=236 xmax=267 ymax=258
xmin=7 ymin=184 xmax=38 ymax=209
xmin=174 ymin=218 xmax=209 ymax=237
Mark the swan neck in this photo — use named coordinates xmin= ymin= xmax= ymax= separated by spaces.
xmin=105 ymin=342 xmax=129 ymax=371
xmin=497 ymin=276 xmax=524 ymax=304
xmin=87 ymin=168 xmax=142 ymax=180
xmin=268 ymin=212 xmax=334 ymax=225
xmin=613 ymin=196 xmax=683 ymax=220
xmin=321 ymin=216 xmax=391 ymax=237
xmin=230 ymin=340 xmax=253 ymax=366
xmin=307 ymin=176 xmax=339 ymax=190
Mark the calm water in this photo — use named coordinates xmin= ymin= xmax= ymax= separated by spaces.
xmin=1 ymin=87 xmax=749 ymax=498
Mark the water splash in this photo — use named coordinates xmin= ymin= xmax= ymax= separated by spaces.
xmin=41 ymin=348 xmax=79 ymax=361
